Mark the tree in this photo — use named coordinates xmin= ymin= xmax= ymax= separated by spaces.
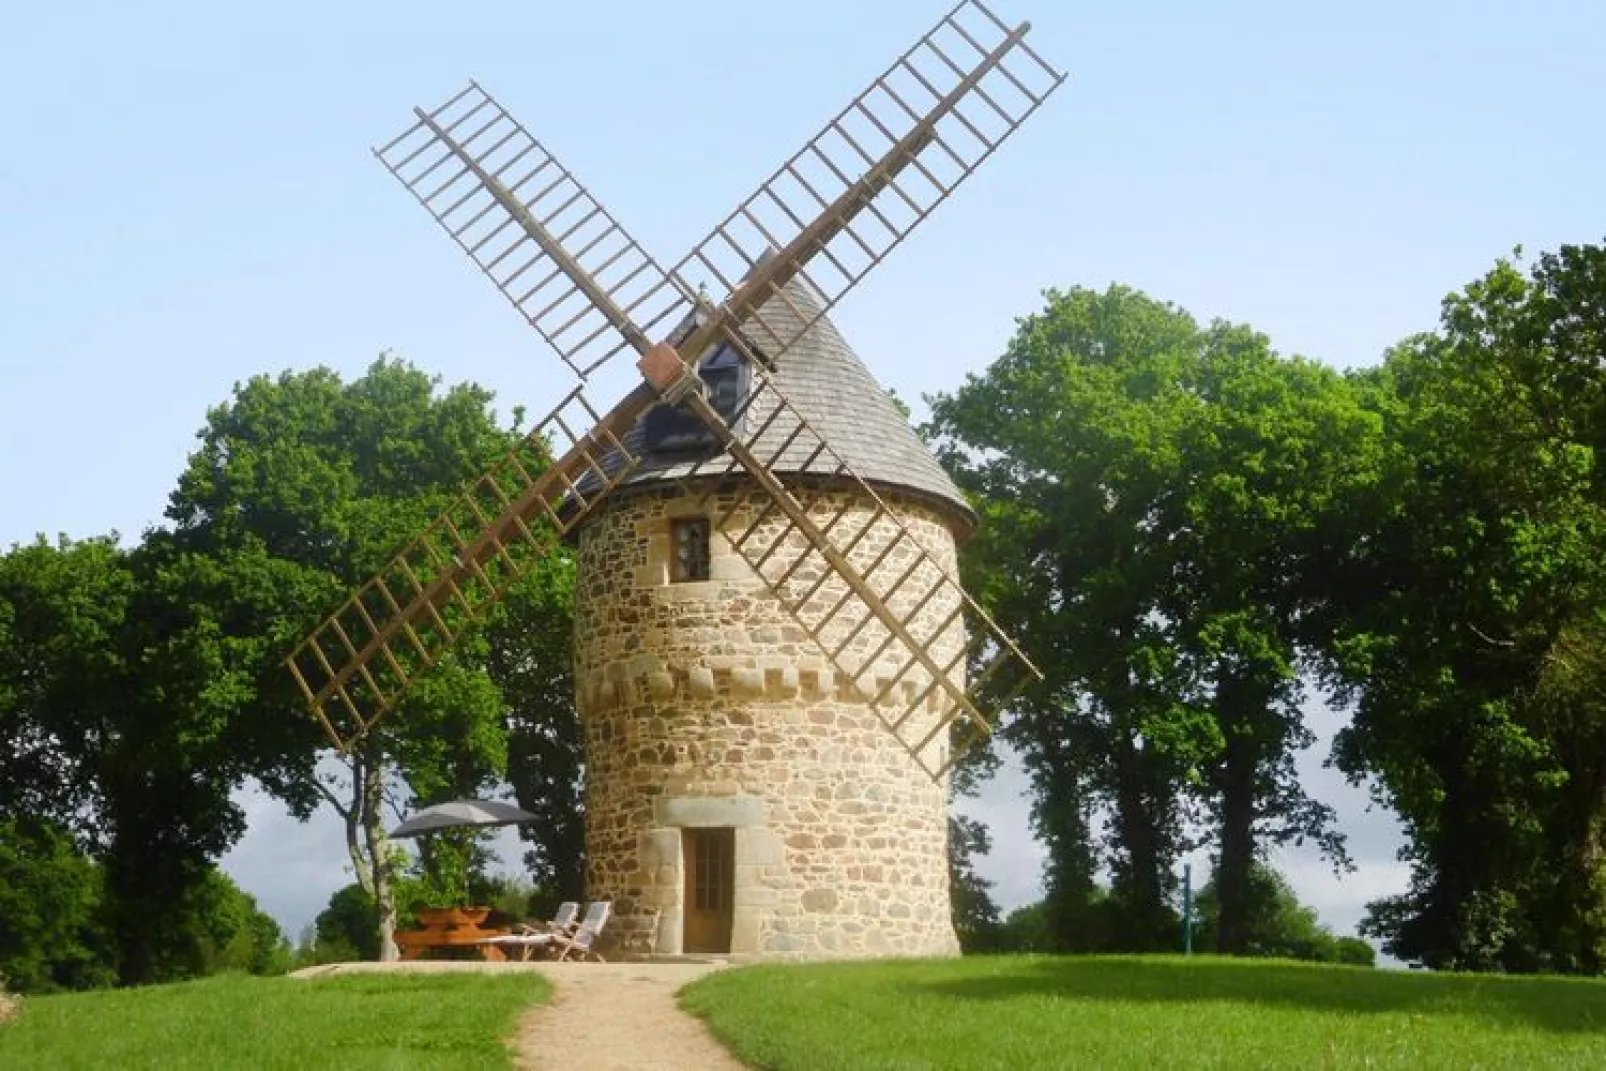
xmin=927 ymin=285 xmax=1375 ymax=953
xmin=1323 ymin=241 xmax=1606 ymax=972
xmin=1160 ymin=320 xmax=1376 ymax=952
xmin=0 ymin=534 xmax=253 ymax=984
xmin=1190 ymin=862 xmax=1375 ymax=966
xmin=155 ymin=356 xmax=578 ymax=960
xmin=0 ymin=358 xmax=580 ymax=979
xmin=0 ymin=818 xmax=113 ymax=992
xmin=998 ymin=900 xmax=1056 ymax=952
xmin=312 ymin=883 xmax=381 ymax=963
xmin=948 ymin=813 xmax=1004 ymax=951
xmin=928 ymin=286 xmax=1201 ymax=949
xmin=176 ymin=870 xmax=292 ymax=977
xmin=493 ymin=562 xmax=586 ymax=905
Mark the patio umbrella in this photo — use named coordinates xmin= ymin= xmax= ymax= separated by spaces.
xmin=388 ymin=798 xmax=538 ymax=839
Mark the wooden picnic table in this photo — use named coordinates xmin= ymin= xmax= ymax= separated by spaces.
xmin=395 ymin=906 xmax=510 ymax=961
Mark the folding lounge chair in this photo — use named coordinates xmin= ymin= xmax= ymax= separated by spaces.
xmin=534 ymin=901 xmax=580 ymax=935
xmin=552 ymin=901 xmax=612 ymax=962
xmin=474 ymin=901 xmax=582 ymax=961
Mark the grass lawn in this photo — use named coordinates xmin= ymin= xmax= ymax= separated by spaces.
xmin=0 ymin=970 xmax=548 ymax=1070
xmin=680 ymin=954 xmax=1606 ymax=1070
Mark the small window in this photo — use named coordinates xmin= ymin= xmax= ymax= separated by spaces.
xmin=671 ymin=518 xmax=711 ymax=582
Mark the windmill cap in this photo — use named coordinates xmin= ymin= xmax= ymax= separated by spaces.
xmin=600 ymin=268 xmax=977 ymax=536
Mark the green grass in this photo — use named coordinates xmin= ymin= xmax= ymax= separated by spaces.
xmin=679 ymin=954 xmax=1606 ymax=1070
xmin=0 ymin=971 xmax=548 ymax=1070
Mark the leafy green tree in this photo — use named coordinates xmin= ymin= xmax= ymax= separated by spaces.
xmin=493 ymin=564 xmax=586 ymax=903
xmin=997 ymin=900 xmax=1055 ymax=952
xmin=928 ymin=285 xmax=1375 ymax=953
xmin=155 ymin=356 xmax=578 ymax=961
xmin=948 ymin=814 xmax=1004 ymax=951
xmin=177 ymin=870 xmax=292 ymax=977
xmin=312 ymin=883 xmax=380 ymax=963
xmin=928 ymin=287 xmax=1201 ymax=948
xmin=1324 ymin=241 xmax=1606 ymax=972
xmin=1190 ymin=862 xmax=1375 ymax=966
xmin=0 ymin=358 xmax=580 ymax=979
xmin=0 ymin=534 xmax=252 ymax=984
xmin=0 ymin=818 xmax=114 ymax=992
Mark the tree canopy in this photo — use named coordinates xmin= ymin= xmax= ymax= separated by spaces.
xmin=1322 ymin=242 xmax=1606 ymax=971
xmin=927 ymin=285 xmax=1378 ymax=953
xmin=0 ymin=355 xmax=584 ymax=981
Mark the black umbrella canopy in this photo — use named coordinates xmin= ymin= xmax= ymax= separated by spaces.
xmin=388 ymin=798 xmax=537 ymax=839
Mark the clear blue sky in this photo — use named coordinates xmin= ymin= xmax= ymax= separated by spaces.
xmin=3 ymin=0 xmax=1602 ymax=940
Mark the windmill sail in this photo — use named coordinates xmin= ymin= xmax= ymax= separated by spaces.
xmin=374 ymin=81 xmax=693 ymax=378
xmin=286 ymin=387 xmax=642 ymax=750
xmin=288 ymin=0 xmax=1063 ymax=768
xmin=670 ymin=0 xmax=1064 ymax=366
xmin=649 ymin=283 xmax=1041 ymax=779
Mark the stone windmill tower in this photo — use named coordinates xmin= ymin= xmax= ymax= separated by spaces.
xmin=287 ymin=1 xmax=1063 ymax=960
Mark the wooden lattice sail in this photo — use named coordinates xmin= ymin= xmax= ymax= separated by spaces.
xmin=287 ymin=0 xmax=1064 ymax=781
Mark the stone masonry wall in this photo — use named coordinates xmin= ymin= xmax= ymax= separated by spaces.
xmin=573 ymin=481 xmax=967 ymax=960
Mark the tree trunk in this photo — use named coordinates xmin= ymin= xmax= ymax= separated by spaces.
xmin=334 ymin=750 xmax=400 ymax=962
xmin=1214 ymin=726 xmax=1257 ymax=955
xmin=1212 ymin=668 xmax=1267 ymax=957
xmin=359 ymin=751 xmax=399 ymax=962
xmin=1111 ymin=732 xmax=1170 ymax=948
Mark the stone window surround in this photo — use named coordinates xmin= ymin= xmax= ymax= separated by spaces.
xmin=644 ymin=498 xmax=746 ymax=591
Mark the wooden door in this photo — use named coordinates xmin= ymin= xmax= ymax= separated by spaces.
xmin=683 ymin=827 xmax=735 ymax=954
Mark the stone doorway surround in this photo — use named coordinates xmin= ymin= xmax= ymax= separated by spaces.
xmin=641 ymin=794 xmax=778 ymax=957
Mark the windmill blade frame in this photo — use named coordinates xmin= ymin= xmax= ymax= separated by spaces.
xmin=639 ymin=305 xmax=1041 ymax=780
xmin=373 ymin=81 xmax=694 ymax=379
xmin=288 ymin=0 xmax=1063 ymax=766
xmin=285 ymin=384 xmax=648 ymax=750
xmin=667 ymin=0 xmax=1064 ymax=372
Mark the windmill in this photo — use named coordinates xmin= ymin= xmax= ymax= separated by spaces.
xmin=288 ymin=0 xmax=1063 ymax=958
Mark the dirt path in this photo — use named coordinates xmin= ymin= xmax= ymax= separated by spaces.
xmin=514 ymin=962 xmax=745 ymax=1071
xmin=292 ymin=960 xmax=745 ymax=1070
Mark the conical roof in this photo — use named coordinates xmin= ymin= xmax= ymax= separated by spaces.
xmin=603 ymin=275 xmax=975 ymax=535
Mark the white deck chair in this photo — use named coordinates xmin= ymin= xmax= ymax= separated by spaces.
xmin=477 ymin=931 xmax=553 ymax=961
xmin=552 ymin=901 xmax=612 ymax=963
xmin=474 ymin=901 xmax=582 ymax=961
xmin=530 ymin=900 xmax=580 ymax=935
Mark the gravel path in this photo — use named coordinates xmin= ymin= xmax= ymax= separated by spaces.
xmin=514 ymin=962 xmax=744 ymax=1071
xmin=291 ymin=960 xmax=745 ymax=1070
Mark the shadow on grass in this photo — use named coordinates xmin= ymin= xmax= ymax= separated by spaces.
xmin=909 ymin=956 xmax=1606 ymax=1037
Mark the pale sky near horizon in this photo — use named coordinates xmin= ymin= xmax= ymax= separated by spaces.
xmin=3 ymin=0 xmax=1602 ymax=947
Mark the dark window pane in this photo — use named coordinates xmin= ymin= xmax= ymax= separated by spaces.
xmin=671 ymin=518 xmax=711 ymax=582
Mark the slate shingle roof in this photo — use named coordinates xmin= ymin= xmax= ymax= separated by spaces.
xmin=604 ymin=273 xmax=976 ymax=535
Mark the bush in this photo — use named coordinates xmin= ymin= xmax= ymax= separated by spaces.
xmin=0 ymin=818 xmax=115 ymax=993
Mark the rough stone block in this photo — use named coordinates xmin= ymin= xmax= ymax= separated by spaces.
xmin=731 ymin=907 xmax=763 ymax=954
xmin=736 ymin=827 xmax=784 ymax=866
xmin=801 ymin=888 xmax=839 ymax=913
xmin=731 ymin=666 xmax=764 ymax=698
xmin=654 ymin=794 xmax=765 ymax=827
xmin=657 ymin=913 xmax=683 ymax=956
xmin=766 ymin=665 xmax=799 ymax=699
xmin=687 ymin=664 xmax=716 ymax=698
xmin=734 ymin=883 xmax=777 ymax=908
xmin=639 ymin=828 xmax=681 ymax=868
